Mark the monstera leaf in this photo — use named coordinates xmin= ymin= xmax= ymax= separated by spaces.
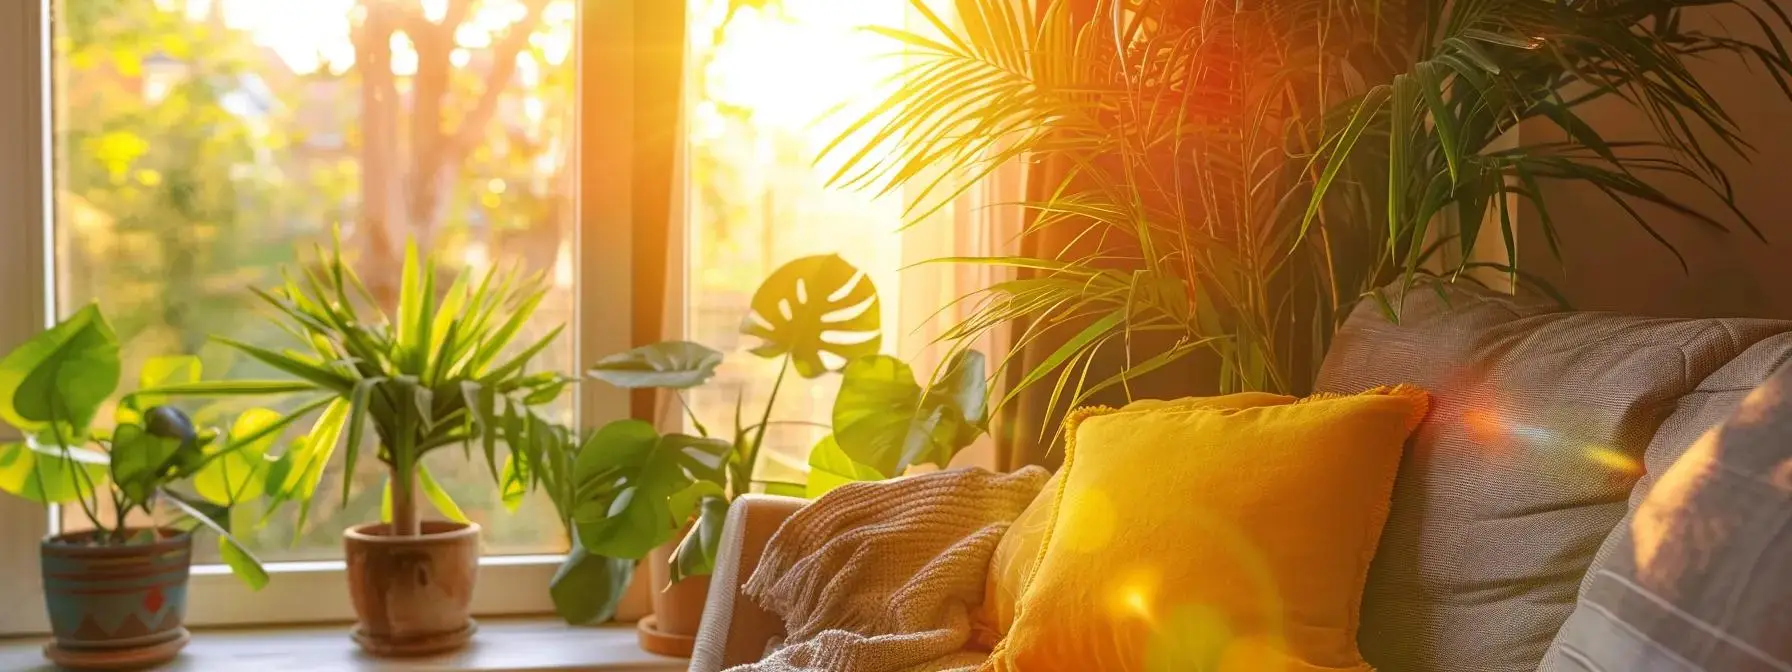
xmin=588 ymin=341 xmax=725 ymax=390
xmin=0 ymin=304 xmax=120 ymax=434
xmin=831 ymin=351 xmax=989 ymax=476
xmin=740 ymin=254 xmax=881 ymax=379
xmin=571 ymin=419 xmax=732 ymax=561
xmin=550 ymin=531 xmax=638 ymax=625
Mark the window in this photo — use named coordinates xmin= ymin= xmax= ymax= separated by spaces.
xmin=0 ymin=0 xmax=1009 ymax=637
xmin=681 ymin=0 xmax=1018 ymax=474
xmin=684 ymin=0 xmax=912 ymax=477
xmin=0 ymin=0 xmax=635 ymax=633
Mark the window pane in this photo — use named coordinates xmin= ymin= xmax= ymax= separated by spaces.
xmin=51 ymin=0 xmax=577 ymax=561
xmin=685 ymin=0 xmax=909 ymax=482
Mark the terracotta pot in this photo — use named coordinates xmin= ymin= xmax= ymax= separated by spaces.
xmin=344 ymin=520 xmax=480 ymax=656
xmin=636 ymin=524 xmax=711 ymax=657
xmin=40 ymin=528 xmax=193 ymax=670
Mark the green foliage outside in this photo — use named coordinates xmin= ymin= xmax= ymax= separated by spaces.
xmin=55 ymin=0 xmax=578 ymax=561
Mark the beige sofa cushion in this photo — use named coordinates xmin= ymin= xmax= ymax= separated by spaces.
xmin=1316 ymin=282 xmax=1789 ymax=672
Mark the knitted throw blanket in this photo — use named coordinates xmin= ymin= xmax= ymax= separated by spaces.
xmin=726 ymin=467 xmax=1050 ymax=672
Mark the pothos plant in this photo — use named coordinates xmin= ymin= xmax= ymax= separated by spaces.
xmin=543 ymin=253 xmax=989 ymax=623
xmin=0 ymin=305 xmax=271 ymax=588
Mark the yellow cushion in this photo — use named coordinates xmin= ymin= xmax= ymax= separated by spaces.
xmin=984 ymin=386 xmax=1428 ymax=672
xmin=973 ymin=393 xmax=1296 ymax=648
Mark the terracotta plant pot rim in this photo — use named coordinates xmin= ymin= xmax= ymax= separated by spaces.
xmin=42 ymin=527 xmax=191 ymax=552
xmin=344 ymin=520 xmax=481 ymax=544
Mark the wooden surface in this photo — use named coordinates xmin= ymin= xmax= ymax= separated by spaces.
xmin=0 ymin=619 xmax=685 ymax=671
xmin=42 ymin=629 xmax=189 ymax=670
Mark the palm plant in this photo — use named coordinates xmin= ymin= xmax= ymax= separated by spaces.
xmin=156 ymin=234 xmax=570 ymax=538
xmin=826 ymin=0 xmax=1792 ymax=423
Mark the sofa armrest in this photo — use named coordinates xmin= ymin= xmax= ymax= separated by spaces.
xmin=690 ymin=494 xmax=807 ymax=672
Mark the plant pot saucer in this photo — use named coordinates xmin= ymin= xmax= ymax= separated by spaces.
xmin=351 ymin=619 xmax=477 ymax=657
xmin=44 ymin=628 xmax=189 ymax=670
xmin=635 ymin=615 xmax=695 ymax=658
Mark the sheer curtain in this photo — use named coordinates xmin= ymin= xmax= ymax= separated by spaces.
xmin=666 ymin=0 xmax=1027 ymax=478
xmin=898 ymin=150 xmax=1027 ymax=472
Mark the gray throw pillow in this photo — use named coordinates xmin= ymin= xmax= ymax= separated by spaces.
xmin=1542 ymin=363 xmax=1792 ymax=672
xmin=1317 ymin=282 xmax=1792 ymax=671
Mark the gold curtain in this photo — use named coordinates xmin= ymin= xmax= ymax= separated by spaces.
xmin=630 ymin=0 xmax=687 ymax=425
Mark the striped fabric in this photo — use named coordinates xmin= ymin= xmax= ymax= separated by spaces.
xmin=1315 ymin=282 xmax=1792 ymax=672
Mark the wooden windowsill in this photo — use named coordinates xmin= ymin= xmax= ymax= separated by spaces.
xmin=0 ymin=618 xmax=687 ymax=671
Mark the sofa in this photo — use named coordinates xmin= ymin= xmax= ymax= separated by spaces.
xmin=690 ymin=282 xmax=1792 ymax=672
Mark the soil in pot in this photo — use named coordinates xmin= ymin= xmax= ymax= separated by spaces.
xmin=344 ymin=520 xmax=481 ymax=656
xmin=40 ymin=528 xmax=193 ymax=670
xmin=636 ymin=525 xmax=711 ymax=658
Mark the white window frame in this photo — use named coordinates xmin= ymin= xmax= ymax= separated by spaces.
xmin=0 ymin=0 xmax=639 ymax=634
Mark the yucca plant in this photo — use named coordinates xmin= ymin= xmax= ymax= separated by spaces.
xmin=827 ymin=0 xmax=1792 ymax=425
xmin=148 ymin=234 xmax=570 ymax=652
xmin=153 ymin=234 xmax=570 ymax=538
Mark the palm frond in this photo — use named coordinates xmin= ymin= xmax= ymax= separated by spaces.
xmin=824 ymin=0 xmax=1791 ymax=435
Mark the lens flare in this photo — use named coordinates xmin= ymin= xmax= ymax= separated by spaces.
xmin=1584 ymin=445 xmax=1642 ymax=476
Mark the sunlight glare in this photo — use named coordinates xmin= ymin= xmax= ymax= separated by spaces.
xmin=701 ymin=0 xmax=904 ymax=135
xmin=389 ymin=31 xmax=419 ymax=77
xmin=421 ymin=0 xmax=449 ymax=23
xmin=220 ymin=0 xmax=356 ymax=75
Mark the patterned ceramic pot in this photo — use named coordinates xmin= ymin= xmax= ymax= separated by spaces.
xmin=40 ymin=529 xmax=192 ymax=657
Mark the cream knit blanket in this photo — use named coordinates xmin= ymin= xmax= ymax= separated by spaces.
xmin=726 ymin=466 xmax=1050 ymax=672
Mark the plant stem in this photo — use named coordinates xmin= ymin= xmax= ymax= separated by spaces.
xmin=676 ymin=393 xmax=707 ymax=437
xmin=390 ymin=460 xmax=419 ymax=537
xmin=739 ymin=356 xmax=790 ymax=497
xmin=47 ymin=403 xmax=107 ymax=540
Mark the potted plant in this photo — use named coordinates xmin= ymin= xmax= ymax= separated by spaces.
xmin=0 ymin=306 xmax=270 ymax=670
xmin=817 ymin=0 xmax=1792 ymax=414
xmin=559 ymin=254 xmax=988 ymax=654
xmin=160 ymin=236 xmax=571 ymax=655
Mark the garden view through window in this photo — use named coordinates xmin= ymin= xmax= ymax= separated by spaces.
xmin=50 ymin=0 xmax=910 ymax=565
xmin=52 ymin=0 xmax=579 ymax=561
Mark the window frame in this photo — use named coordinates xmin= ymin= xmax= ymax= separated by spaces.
xmin=0 ymin=0 xmax=640 ymax=634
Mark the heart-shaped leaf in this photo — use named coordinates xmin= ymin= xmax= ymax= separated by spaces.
xmin=830 ymin=355 xmax=925 ymax=476
xmin=550 ymin=532 xmax=637 ymax=625
xmin=670 ymin=495 xmax=729 ymax=584
xmin=110 ymin=422 xmax=188 ymax=505
xmin=118 ymin=356 xmax=203 ymax=425
xmin=572 ymin=420 xmax=733 ymax=560
xmin=195 ymin=408 xmax=283 ymax=506
xmin=830 ymin=351 xmax=990 ymax=476
xmin=740 ymin=254 xmax=881 ymax=379
xmin=926 ymin=350 xmax=990 ymax=448
xmin=588 ymin=341 xmax=724 ymax=389
xmin=0 ymin=440 xmax=110 ymax=504
xmin=806 ymin=435 xmax=886 ymax=498
xmin=0 ymin=304 xmax=120 ymax=434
